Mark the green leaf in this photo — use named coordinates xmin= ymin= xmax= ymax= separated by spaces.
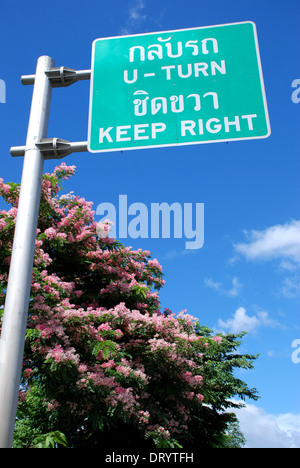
xmin=92 ymin=340 xmax=118 ymax=360
xmin=32 ymin=431 xmax=68 ymax=448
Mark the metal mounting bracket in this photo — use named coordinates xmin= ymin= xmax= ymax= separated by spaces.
xmin=21 ymin=66 xmax=91 ymax=87
xmin=10 ymin=138 xmax=88 ymax=159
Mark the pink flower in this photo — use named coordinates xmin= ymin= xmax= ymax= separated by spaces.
xmin=19 ymin=390 xmax=27 ymax=402
xmin=194 ymin=375 xmax=203 ymax=384
xmin=98 ymin=323 xmax=112 ymax=331
xmin=96 ymin=220 xmax=114 ymax=238
xmin=138 ymin=410 xmax=150 ymax=424
xmin=47 ymin=399 xmax=60 ymax=411
xmin=133 ymin=369 xmax=148 ymax=383
xmin=212 ymin=336 xmax=222 ymax=343
xmin=44 ymin=227 xmax=57 ymax=240
xmin=57 ymin=232 xmax=67 ymax=240
xmin=196 ymin=393 xmax=205 ymax=402
xmin=0 ymin=178 xmax=11 ymax=195
xmin=116 ymin=365 xmax=131 ymax=377
xmin=102 ymin=360 xmax=115 ymax=369
xmin=147 ymin=258 xmax=163 ymax=271
xmin=115 ymin=329 xmax=124 ymax=339
xmin=24 ymin=368 xmax=33 ymax=379
xmin=46 ymin=344 xmax=79 ymax=365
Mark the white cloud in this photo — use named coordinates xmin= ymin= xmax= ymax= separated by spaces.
xmin=204 ymin=277 xmax=222 ymax=291
xmin=218 ymin=307 xmax=259 ymax=333
xmin=205 ymin=276 xmax=242 ymax=297
xmin=129 ymin=0 xmax=146 ymax=21
xmin=281 ymin=276 xmax=300 ymax=298
xmin=121 ymin=0 xmax=147 ymax=35
xmin=232 ymin=401 xmax=300 ymax=448
xmin=234 ymin=220 xmax=300 ymax=267
xmin=227 ymin=276 xmax=243 ymax=297
xmin=217 ymin=306 xmax=281 ymax=334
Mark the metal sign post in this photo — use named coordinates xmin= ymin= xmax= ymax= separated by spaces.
xmin=0 ymin=55 xmax=54 ymax=448
xmin=0 ymin=57 xmax=90 ymax=448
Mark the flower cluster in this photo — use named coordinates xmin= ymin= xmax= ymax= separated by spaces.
xmin=0 ymin=163 xmax=258 ymax=449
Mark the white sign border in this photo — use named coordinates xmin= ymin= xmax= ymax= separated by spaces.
xmin=87 ymin=21 xmax=271 ymax=154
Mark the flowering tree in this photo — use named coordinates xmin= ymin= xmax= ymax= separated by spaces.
xmin=0 ymin=163 xmax=258 ymax=449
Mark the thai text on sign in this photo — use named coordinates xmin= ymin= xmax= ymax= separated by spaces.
xmin=88 ymin=22 xmax=270 ymax=153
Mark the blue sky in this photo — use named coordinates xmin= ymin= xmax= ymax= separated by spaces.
xmin=0 ymin=0 xmax=299 ymax=448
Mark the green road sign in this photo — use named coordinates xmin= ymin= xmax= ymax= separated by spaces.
xmin=88 ymin=22 xmax=271 ymax=153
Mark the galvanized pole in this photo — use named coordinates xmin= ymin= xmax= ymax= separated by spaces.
xmin=0 ymin=55 xmax=54 ymax=447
